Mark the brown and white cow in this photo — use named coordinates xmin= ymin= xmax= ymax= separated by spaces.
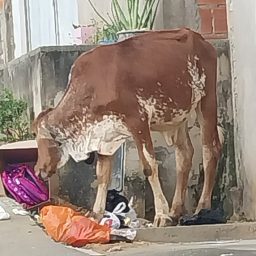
xmin=32 ymin=28 xmax=223 ymax=227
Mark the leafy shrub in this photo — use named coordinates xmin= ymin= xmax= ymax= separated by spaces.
xmin=0 ymin=89 xmax=33 ymax=142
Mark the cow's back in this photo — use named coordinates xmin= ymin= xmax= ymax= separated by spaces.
xmin=71 ymin=29 xmax=214 ymax=122
xmin=58 ymin=28 xmax=216 ymax=127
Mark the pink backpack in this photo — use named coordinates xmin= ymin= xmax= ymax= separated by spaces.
xmin=1 ymin=164 xmax=49 ymax=209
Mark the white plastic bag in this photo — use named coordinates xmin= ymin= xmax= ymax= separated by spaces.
xmin=110 ymin=228 xmax=137 ymax=241
xmin=100 ymin=211 xmax=121 ymax=229
xmin=0 ymin=206 xmax=10 ymax=220
xmin=112 ymin=197 xmax=137 ymax=222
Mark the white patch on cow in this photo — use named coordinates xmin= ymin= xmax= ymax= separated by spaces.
xmin=187 ymin=55 xmax=206 ymax=107
xmin=62 ymin=115 xmax=131 ymax=162
xmin=137 ymin=95 xmax=157 ymax=121
xmin=136 ymin=94 xmax=189 ymax=131
xmin=142 ymin=144 xmax=154 ymax=166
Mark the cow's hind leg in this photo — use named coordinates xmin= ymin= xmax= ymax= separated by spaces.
xmin=196 ymin=102 xmax=223 ymax=213
xmin=92 ymin=154 xmax=114 ymax=220
xmin=163 ymin=122 xmax=194 ymax=223
xmin=127 ymin=119 xmax=171 ymax=227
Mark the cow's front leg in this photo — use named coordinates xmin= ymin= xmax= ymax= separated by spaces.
xmin=128 ymin=117 xmax=171 ymax=227
xmin=92 ymin=154 xmax=113 ymax=220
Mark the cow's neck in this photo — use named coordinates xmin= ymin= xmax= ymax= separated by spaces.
xmin=45 ymin=104 xmax=89 ymax=141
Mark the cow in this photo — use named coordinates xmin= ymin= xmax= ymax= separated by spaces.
xmin=32 ymin=28 xmax=223 ymax=227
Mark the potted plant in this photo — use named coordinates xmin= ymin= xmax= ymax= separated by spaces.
xmin=88 ymin=0 xmax=160 ymax=42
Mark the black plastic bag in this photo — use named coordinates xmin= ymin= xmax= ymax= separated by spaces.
xmin=105 ymin=189 xmax=130 ymax=213
xmin=180 ymin=208 xmax=227 ymax=226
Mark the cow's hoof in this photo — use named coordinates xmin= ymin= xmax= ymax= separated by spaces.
xmin=153 ymin=214 xmax=177 ymax=227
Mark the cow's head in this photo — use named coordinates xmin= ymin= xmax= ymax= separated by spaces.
xmin=32 ymin=109 xmax=68 ymax=180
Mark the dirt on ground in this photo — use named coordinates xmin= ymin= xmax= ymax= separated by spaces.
xmin=85 ymin=241 xmax=154 ymax=254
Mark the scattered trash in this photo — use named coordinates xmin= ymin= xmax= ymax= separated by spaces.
xmin=110 ymin=228 xmax=137 ymax=241
xmin=50 ymin=196 xmax=91 ymax=216
xmin=0 ymin=205 xmax=10 ymax=220
xmin=40 ymin=205 xmax=110 ymax=247
xmin=1 ymin=164 xmax=49 ymax=209
xmin=180 ymin=208 xmax=227 ymax=226
xmin=106 ymin=190 xmax=130 ymax=213
xmin=12 ymin=208 xmax=29 ymax=216
xmin=106 ymin=245 xmax=122 ymax=253
xmin=103 ymin=190 xmax=137 ymax=230
xmin=136 ymin=218 xmax=153 ymax=228
xmin=100 ymin=211 xmax=122 ymax=229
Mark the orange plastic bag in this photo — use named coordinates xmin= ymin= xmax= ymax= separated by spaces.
xmin=40 ymin=205 xmax=110 ymax=247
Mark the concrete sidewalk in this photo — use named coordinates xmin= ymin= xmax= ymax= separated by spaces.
xmin=0 ymin=197 xmax=88 ymax=256
xmin=2 ymin=197 xmax=256 ymax=256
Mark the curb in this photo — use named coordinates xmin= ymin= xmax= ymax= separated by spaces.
xmin=135 ymin=222 xmax=256 ymax=243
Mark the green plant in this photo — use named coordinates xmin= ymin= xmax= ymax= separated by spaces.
xmin=90 ymin=19 xmax=118 ymax=43
xmin=88 ymin=0 xmax=160 ymax=38
xmin=0 ymin=89 xmax=33 ymax=142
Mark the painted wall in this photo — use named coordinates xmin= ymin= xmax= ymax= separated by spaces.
xmin=227 ymin=0 xmax=256 ymax=220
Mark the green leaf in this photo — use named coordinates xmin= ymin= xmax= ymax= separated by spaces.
xmin=112 ymin=0 xmax=129 ymax=29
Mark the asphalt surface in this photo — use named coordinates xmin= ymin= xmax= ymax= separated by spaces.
xmin=1 ymin=197 xmax=256 ymax=256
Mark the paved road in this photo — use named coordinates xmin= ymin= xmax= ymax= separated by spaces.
xmin=116 ymin=241 xmax=256 ymax=256
xmin=1 ymin=197 xmax=256 ymax=256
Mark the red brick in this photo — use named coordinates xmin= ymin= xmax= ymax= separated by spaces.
xmin=198 ymin=0 xmax=226 ymax=5
xmin=203 ymin=33 xmax=227 ymax=39
xmin=213 ymin=7 xmax=228 ymax=33
xmin=199 ymin=8 xmax=213 ymax=34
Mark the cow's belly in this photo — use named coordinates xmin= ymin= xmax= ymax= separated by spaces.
xmin=150 ymin=108 xmax=190 ymax=132
xmin=67 ymin=115 xmax=131 ymax=162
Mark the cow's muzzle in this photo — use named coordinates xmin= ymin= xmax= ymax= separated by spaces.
xmin=35 ymin=169 xmax=49 ymax=182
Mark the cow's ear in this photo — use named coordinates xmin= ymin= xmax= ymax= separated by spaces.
xmin=38 ymin=126 xmax=55 ymax=140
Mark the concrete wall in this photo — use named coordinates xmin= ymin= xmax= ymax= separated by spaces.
xmin=227 ymin=0 xmax=256 ymax=220
xmin=162 ymin=0 xmax=200 ymax=31
xmin=0 ymin=41 xmax=235 ymax=218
